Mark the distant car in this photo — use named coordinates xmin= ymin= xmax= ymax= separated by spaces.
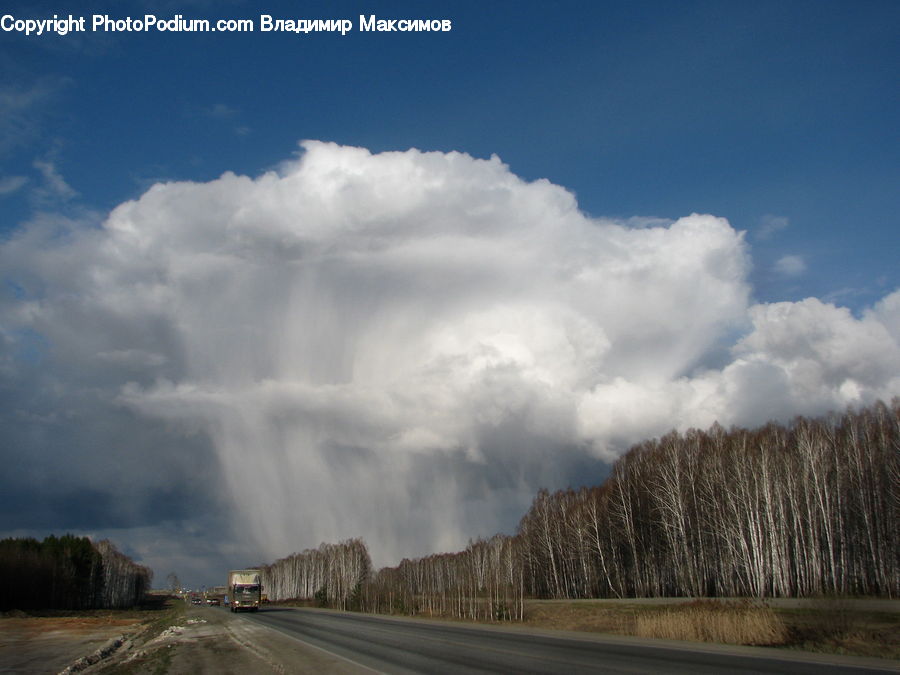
xmin=207 ymin=598 xmax=221 ymax=606
xmin=191 ymin=597 xmax=203 ymax=605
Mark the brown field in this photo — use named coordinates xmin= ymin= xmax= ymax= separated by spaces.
xmin=1 ymin=597 xmax=370 ymax=674
xmin=0 ymin=594 xmax=182 ymax=673
xmin=519 ymin=597 xmax=900 ymax=659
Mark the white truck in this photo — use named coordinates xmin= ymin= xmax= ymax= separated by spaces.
xmin=228 ymin=569 xmax=262 ymax=612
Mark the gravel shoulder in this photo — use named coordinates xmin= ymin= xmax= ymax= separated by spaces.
xmin=0 ymin=601 xmax=370 ymax=674
xmin=89 ymin=604 xmax=372 ymax=674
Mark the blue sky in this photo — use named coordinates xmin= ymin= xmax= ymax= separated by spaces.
xmin=4 ymin=0 xmax=897 ymax=307
xmin=1 ymin=0 xmax=898 ymax=586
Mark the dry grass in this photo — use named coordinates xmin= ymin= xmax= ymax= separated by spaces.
xmin=786 ymin=596 xmax=900 ymax=659
xmin=519 ymin=598 xmax=899 ymax=659
xmin=523 ymin=601 xmax=636 ymax=635
xmin=634 ymin=599 xmax=788 ymax=645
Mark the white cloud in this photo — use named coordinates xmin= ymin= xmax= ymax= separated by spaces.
xmin=869 ymin=289 xmax=900 ymax=338
xmin=206 ymin=102 xmax=238 ymax=119
xmin=735 ymin=297 xmax=900 ymax=404
xmin=0 ymin=175 xmax=27 ymax=196
xmin=757 ymin=213 xmax=789 ymax=239
xmin=774 ymin=254 xmax=806 ymax=277
xmin=202 ymin=103 xmax=250 ymax=136
xmin=32 ymin=159 xmax=78 ymax=204
xmin=2 ymin=142 xmax=898 ymax=573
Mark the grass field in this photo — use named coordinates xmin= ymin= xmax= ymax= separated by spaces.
xmin=519 ymin=597 xmax=899 ymax=659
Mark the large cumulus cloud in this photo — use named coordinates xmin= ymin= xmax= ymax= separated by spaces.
xmin=2 ymin=142 xmax=898 ymax=572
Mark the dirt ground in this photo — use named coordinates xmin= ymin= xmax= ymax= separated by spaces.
xmin=0 ymin=613 xmax=145 ymax=674
xmin=97 ymin=603 xmax=371 ymax=674
xmin=0 ymin=600 xmax=372 ymax=674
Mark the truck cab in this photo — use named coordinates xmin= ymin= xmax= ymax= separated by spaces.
xmin=228 ymin=569 xmax=262 ymax=612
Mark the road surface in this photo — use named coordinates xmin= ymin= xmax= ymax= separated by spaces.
xmin=232 ymin=607 xmax=898 ymax=674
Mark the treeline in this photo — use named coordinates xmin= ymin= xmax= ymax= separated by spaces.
xmin=260 ymin=401 xmax=898 ymax=620
xmin=361 ymin=534 xmax=524 ymax=620
xmin=518 ymin=400 xmax=898 ymax=599
xmin=0 ymin=535 xmax=152 ymax=610
xmin=260 ymin=538 xmax=370 ymax=610
xmin=259 ymin=535 xmax=524 ymax=620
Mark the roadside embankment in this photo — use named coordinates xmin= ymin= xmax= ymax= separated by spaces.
xmin=89 ymin=603 xmax=371 ymax=673
xmin=0 ymin=607 xmax=151 ymax=674
xmin=519 ymin=597 xmax=900 ymax=659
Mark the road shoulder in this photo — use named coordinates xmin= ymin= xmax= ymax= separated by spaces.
xmin=89 ymin=604 xmax=373 ymax=674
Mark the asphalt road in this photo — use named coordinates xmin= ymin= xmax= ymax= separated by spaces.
xmin=234 ymin=607 xmax=898 ymax=674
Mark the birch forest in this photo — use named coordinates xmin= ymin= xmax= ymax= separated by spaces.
xmin=261 ymin=400 xmax=898 ymax=619
xmin=261 ymin=539 xmax=371 ymax=610
xmin=0 ymin=535 xmax=152 ymax=610
xmin=516 ymin=399 xmax=898 ymax=600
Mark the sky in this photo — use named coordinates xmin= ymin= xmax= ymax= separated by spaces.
xmin=1 ymin=0 xmax=898 ymax=588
